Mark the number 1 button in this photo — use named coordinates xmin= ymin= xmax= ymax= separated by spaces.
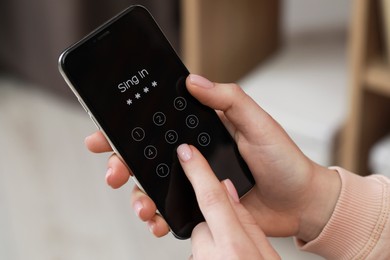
xmin=131 ymin=127 xmax=145 ymax=141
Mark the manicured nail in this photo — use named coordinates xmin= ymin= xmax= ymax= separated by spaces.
xmin=223 ymin=179 xmax=240 ymax=203
xmin=147 ymin=220 xmax=155 ymax=234
xmin=177 ymin=144 xmax=192 ymax=162
xmin=133 ymin=201 xmax=143 ymax=217
xmin=84 ymin=135 xmax=91 ymax=145
xmin=105 ymin=168 xmax=113 ymax=184
xmin=189 ymin=74 xmax=214 ymax=88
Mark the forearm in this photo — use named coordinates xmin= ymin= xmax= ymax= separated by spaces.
xmin=297 ymin=167 xmax=390 ymax=259
xmin=296 ymin=164 xmax=341 ymax=243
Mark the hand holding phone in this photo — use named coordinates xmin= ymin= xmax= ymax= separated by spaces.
xmin=59 ymin=5 xmax=254 ymax=239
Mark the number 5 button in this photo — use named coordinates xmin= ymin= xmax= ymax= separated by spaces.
xmin=165 ymin=130 xmax=178 ymax=144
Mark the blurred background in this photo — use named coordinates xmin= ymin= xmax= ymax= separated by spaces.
xmin=1 ymin=0 xmax=390 ymax=259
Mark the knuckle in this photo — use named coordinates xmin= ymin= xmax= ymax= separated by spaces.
xmin=199 ymin=188 xmax=226 ymax=209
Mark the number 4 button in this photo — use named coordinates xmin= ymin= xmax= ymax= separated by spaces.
xmin=144 ymin=145 xmax=157 ymax=159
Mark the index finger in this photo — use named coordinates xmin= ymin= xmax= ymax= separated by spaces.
xmin=177 ymin=144 xmax=242 ymax=240
xmin=85 ymin=131 xmax=112 ymax=153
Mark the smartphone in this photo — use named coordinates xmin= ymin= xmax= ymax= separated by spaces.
xmin=58 ymin=5 xmax=254 ymax=239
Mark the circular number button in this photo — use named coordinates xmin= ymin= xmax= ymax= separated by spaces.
xmin=156 ymin=163 xmax=170 ymax=178
xmin=174 ymin=97 xmax=187 ymax=111
xmin=186 ymin=114 xmax=199 ymax=129
xmin=165 ymin=130 xmax=178 ymax=144
xmin=153 ymin=112 xmax=166 ymax=126
xmin=131 ymin=127 xmax=145 ymax=141
xmin=197 ymin=132 xmax=211 ymax=147
xmin=144 ymin=145 xmax=157 ymax=159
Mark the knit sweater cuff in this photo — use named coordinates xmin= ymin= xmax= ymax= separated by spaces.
xmin=296 ymin=167 xmax=390 ymax=259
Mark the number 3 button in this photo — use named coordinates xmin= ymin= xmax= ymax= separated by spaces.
xmin=174 ymin=97 xmax=187 ymax=111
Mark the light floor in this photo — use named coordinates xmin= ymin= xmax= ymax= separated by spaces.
xmin=0 ymin=34 xmax=348 ymax=259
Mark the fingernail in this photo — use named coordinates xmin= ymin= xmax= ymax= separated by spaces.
xmin=133 ymin=201 xmax=143 ymax=217
xmin=177 ymin=144 xmax=192 ymax=162
xmin=84 ymin=135 xmax=91 ymax=145
xmin=223 ymin=179 xmax=240 ymax=203
xmin=189 ymin=74 xmax=214 ymax=89
xmin=147 ymin=220 xmax=155 ymax=234
xmin=105 ymin=168 xmax=113 ymax=185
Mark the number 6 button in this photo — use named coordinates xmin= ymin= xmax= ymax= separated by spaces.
xmin=186 ymin=114 xmax=199 ymax=129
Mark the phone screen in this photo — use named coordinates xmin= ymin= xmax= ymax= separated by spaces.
xmin=59 ymin=6 xmax=254 ymax=239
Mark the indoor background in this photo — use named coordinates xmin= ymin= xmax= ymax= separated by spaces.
xmin=1 ymin=0 xmax=389 ymax=259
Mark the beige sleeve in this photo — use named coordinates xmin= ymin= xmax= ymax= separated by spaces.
xmin=296 ymin=167 xmax=390 ymax=259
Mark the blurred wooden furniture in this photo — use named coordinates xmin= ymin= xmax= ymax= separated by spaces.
xmin=340 ymin=0 xmax=390 ymax=174
xmin=181 ymin=0 xmax=280 ymax=82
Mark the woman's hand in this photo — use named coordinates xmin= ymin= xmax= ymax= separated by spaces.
xmin=177 ymin=143 xmax=280 ymax=260
xmin=85 ymin=74 xmax=341 ymax=242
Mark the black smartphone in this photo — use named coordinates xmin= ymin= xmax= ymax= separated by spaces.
xmin=58 ymin=5 xmax=254 ymax=239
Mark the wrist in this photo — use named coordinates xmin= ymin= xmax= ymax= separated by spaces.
xmin=297 ymin=164 xmax=341 ymax=242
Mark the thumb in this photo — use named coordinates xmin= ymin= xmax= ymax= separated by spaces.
xmin=186 ymin=74 xmax=275 ymax=141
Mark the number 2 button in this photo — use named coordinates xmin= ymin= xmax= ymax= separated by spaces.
xmin=153 ymin=112 xmax=166 ymax=126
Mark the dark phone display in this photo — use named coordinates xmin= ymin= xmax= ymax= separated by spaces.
xmin=59 ymin=6 xmax=254 ymax=239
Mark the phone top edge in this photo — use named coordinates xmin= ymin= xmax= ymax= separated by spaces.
xmin=58 ymin=5 xmax=145 ymax=64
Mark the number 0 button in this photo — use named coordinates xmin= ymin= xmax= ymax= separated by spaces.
xmin=174 ymin=97 xmax=187 ymax=111
xmin=131 ymin=127 xmax=145 ymax=141
xmin=144 ymin=145 xmax=157 ymax=159
xmin=156 ymin=163 xmax=170 ymax=178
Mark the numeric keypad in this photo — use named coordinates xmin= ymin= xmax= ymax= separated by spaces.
xmin=133 ymin=96 xmax=211 ymax=178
